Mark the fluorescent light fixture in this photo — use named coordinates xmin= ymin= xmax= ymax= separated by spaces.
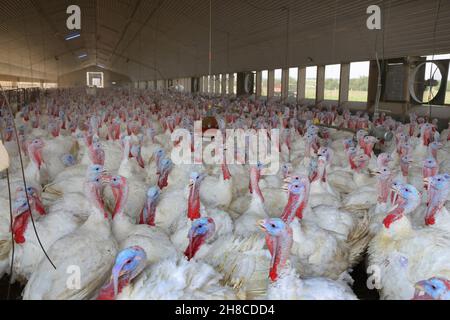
xmin=78 ymin=53 xmax=88 ymax=59
xmin=97 ymin=64 xmax=105 ymax=69
xmin=65 ymin=32 xmax=81 ymax=41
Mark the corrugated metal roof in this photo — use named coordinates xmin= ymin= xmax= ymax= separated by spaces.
xmin=0 ymin=0 xmax=449 ymax=81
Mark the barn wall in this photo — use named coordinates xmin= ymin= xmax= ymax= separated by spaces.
xmin=57 ymin=67 xmax=131 ymax=88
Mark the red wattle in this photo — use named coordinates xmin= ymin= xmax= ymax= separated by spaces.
xmin=349 ymin=157 xmax=357 ymax=170
xmin=184 ymin=235 xmax=205 ymax=260
xmin=12 ymin=211 xmax=31 ymax=244
xmin=136 ymin=156 xmax=145 ymax=169
xmin=266 ymin=235 xmax=279 ymax=282
xmin=96 ymin=278 xmax=129 ymax=300
xmin=425 ymin=214 xmax=436 ymax=226
xmin=269 ymin=267 xmax=278 ymax=282
xmin=33 ymin=150 xmax=44 ymax=169
xmin=222 ymin=163 xmax=231 ymax=180
xmin=425 ymin=206 xmax=439 ymax=226
xmin=34 ymin=199 xmax=46 ymax=216
xmin=281 ymin=194 xmax=303 ymax=223
xmin=157 ymin=171 xmax=169 ymax=190
xmin=187 ymin=197 xmax=200 ymax=220
xmin=383 ymin=212 xmax=403 ymax=229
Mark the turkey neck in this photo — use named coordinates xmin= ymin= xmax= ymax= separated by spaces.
xmin=221 ymin=162 xmax=231 ymax=181
xmin=400 ymin=160 xmax=409 ymax=177
xmin=140 ymin=197 xmax=158 ymax=226
xmin=112 ymin=181 xmax=129 ymax=221
xmin=266 ymin=227 xmax=293 ymax=282
xmin=28 ymin=145 xmax=43 ymax=170
xmin=188 ymin=183 xmax=201 ymax=220
xmin=382 ymin=199 xmax=414 ymax=238
xmin=281 ymin=189 xmax=306 ymax=224
xmin=121 ymin=140 xmax=131 ymax=164
xmin=82 ymin=182 xmax=111 ymax=233
xmin=377 ymin=176 xmax=392 ymax=204
xmin=317 ymin=160 xmax=327 ymax=182
xmin=425 ymin=187 xmax=449 ymax=226
xmin=249 ymin=168 xmax=264 ymax=203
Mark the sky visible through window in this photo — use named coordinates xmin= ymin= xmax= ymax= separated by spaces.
xmin=349 ymin=61 xmax=370 ymax=102
xmin=305 ymin=66 xmax=317 ymax=99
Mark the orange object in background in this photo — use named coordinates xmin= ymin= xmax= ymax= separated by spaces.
xmin=202 ymin=116 xmax=218 ymax=133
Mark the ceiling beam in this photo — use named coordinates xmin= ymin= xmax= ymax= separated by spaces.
xmin=28 ymin=0 xmax=77 ymax=68
xmin=110 ymin=0 xmax=166 ymax=67
xmin=106 ymin=0 xmax=143 ymax=66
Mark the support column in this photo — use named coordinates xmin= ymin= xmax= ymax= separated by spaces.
xmin=228 ymin=73 xmax=235 ymax=95
xmin=268 ymin=70 xmax=275 ymax=98
xmin=157 ymin=80 xmax=164 ymax=90
xmin=209 ymin=75 xmax=214 ymax=94
xmin=297 ymin=67 xmax=306 ymax=102
xmin=221 ymin=74 xmax=227 ymax=94
xmin=255 ymin=71 xmax=262 ymax=98
xmin=367 ymin=61 xmax=379 ymax=113
xmin=316 ymin=66 xmax=325 ymax=103
xmin=281 ymin=68 xmax=289 ymax=100
xmin=201 ymin=76 xmax=206 ymax=93
xmin=339 ymin=63 xmax=350 ymax=105
xmin=215 ymin=75 xmax=221 ymax=94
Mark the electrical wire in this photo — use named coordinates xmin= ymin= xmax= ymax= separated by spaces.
xmin=0 ymin=85 xmax=56 ymax=270
xmin=426 ymin=0 xmax=442 ymax=119
xmin=208 ymin=0 xmax=212 ymax=100
xmin=0 ymin=100 xmax=15 ymax=300
xmin=5 ymin=166 xmax=13 ymax=300
xmin=373 ymin=0 xmax=390 ymax=120
xmin=0 ymin=13 xmax=57 ymax=270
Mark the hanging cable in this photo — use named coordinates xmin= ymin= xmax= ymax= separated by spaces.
xmin=0 ymin=105 xmax=15 ymax=300
xmin=373 ymin=0 xmax=390 ymax=120
xmin=0 ymin=15 xmax=57 ymax=270
xmin=208 ymin=0 xmax=212 ymax=100
xmin=426 ymin=0 xmax=442 ymax=119
xmin=0 ymin=86 xmax=56 ymax=270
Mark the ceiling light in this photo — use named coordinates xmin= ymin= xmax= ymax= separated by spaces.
xmin=65 ymin=32 xmax=81 ymax=41
xmin=78 ymin=53 xmax=88 ymax=59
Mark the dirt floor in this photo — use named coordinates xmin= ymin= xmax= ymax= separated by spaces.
xmin=0 ymin=276 xmax=23 ymax=300
xmin=350 ymin=255 xmax=380 ymax=300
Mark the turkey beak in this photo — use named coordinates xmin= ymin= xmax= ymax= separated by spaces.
xmin=412 ymin=280 xmax=430 ymax=299
xmin=423 ymin=177 xmax=430 ymax=188
xmin=370 ymin=169 xmax=382 ymax=177
xmin=390 ymin=186 xmax=400 ymax=205
xmin=102 ymin=174 xmax=112 ymax=184
xmin=257 ymin=219 xmax=267 ymax=231
xmin=414 ymin=280 xmax=427 ymax=292
xmin=111 ymin=261 xmax=127 ymax=298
